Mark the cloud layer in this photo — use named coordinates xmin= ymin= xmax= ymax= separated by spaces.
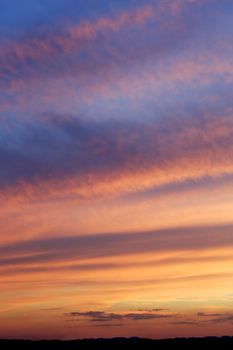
xmin=0 ymin=0 xmax=233 ymax=340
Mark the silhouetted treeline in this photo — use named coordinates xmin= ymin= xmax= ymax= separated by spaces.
xmin=1 ymin=336 xmax=233 ymax=350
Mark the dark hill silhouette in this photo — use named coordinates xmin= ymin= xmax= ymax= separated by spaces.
xmin=1 ymin=336 xmax=233 ymax=350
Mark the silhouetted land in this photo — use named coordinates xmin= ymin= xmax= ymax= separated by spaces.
xmin=1 ymin=336 xmax=233 ymax=350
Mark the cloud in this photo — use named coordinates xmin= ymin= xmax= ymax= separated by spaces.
xmin=64 ymin=310 xmax=172 ymax=323
xmin=1 ymin=224 xmax=233 ymax=259
xmin=0 ymin=0 xmax=204 ymax=84
xmin=0 ymin=5 xmax=153 ymax=79
xmin=64 ymin=308 xmax=233 ymax=327
xmin=0 ymin=224 xmax=232 ymax=275
xmin=1 ymin=0 xmax=233 ymax=209
xmin=0 ymin=110 xmax=232 ymax=204
xmin=210 ymin=314 xmax=233 ymax=324
xmin=2 ymin=251 xmax=233 ymax=277
xmin=197 ymin=312 xmax=233 ymax=324
xmin=1 ymin=0 xmax=233 ymax=339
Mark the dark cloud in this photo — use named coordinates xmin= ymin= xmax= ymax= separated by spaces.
xmin=66 ymin=311 xmax=123 ymax=322
xmin=65 ymin=309 xmax=233 ymax=326
xmin=65 ymin=310 xmax=172 ymax=323
xmin=210 ymin=314 xmax=233 ymax=324
xmin=171 ymin=312 xmax=233 ymax=326
xmin=197 ymin=312 xmax=233 ymax=324
xmin=124 ymin=313 xmax=171 ymax=321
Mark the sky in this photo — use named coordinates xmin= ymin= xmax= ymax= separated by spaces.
xmin=0 ymin=0 xmax=233 ymax=340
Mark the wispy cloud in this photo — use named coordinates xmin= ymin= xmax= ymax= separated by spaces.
xmin=1 ymin=224 xmax=233 ymax=261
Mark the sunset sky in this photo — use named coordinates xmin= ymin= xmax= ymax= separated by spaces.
xmin=0 ymin=0 xmax=233 ymax=340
